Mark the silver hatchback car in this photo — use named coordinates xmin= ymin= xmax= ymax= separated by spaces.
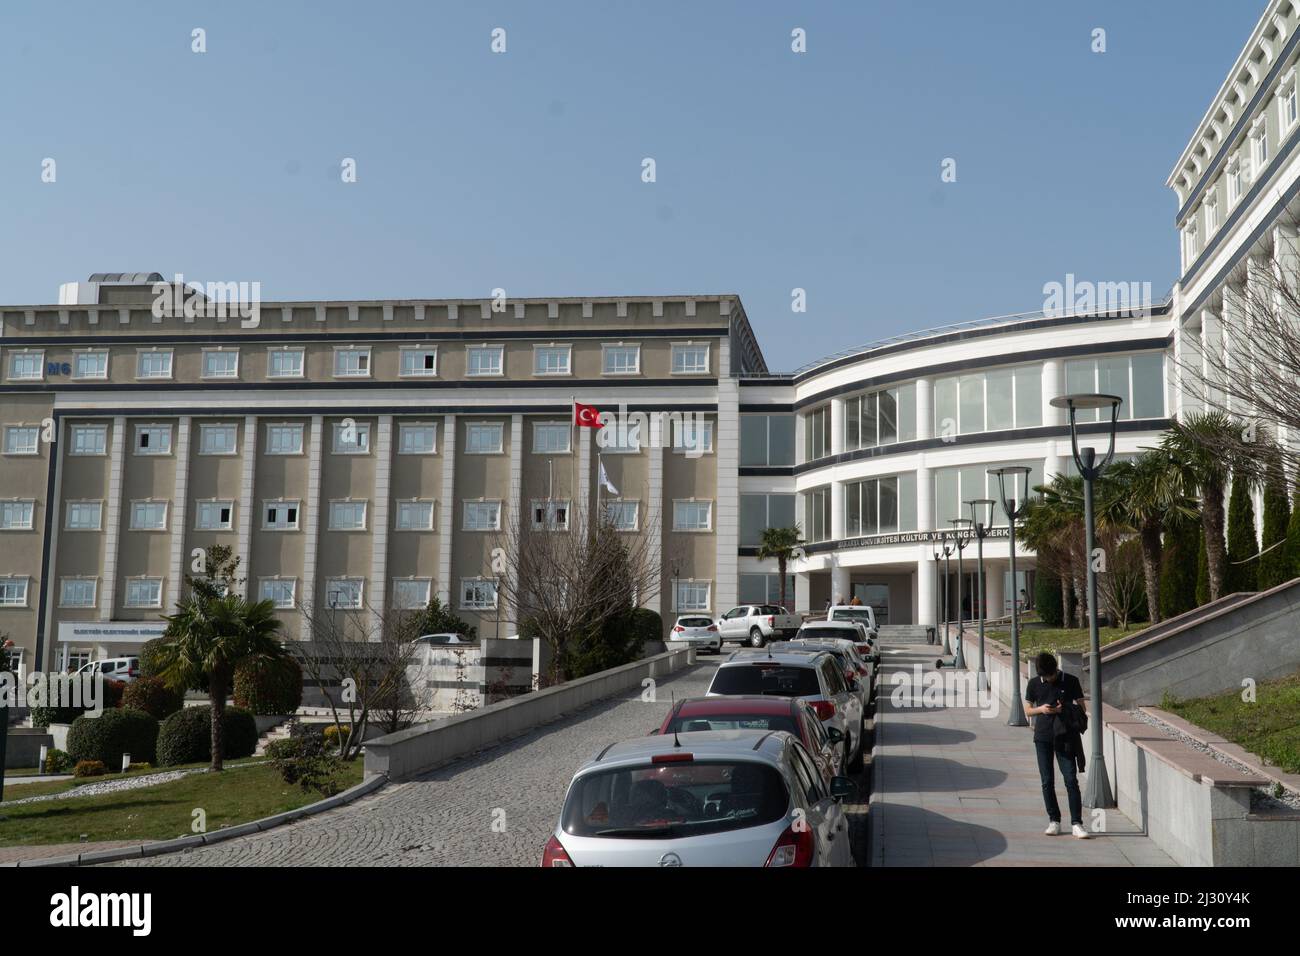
xmin=543 ymin=730 xmax=856 ymax=867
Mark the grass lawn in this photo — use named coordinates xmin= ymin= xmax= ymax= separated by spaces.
xmin=1163 ymin=671 xmax=1300 ymax=774
xmin=1 ymin=757 xmax=266 ymax=802
xmin=0 ymin=759 xmax=364 ymax=846
xmin=983 ymin=625 xmax=1142 ymax=660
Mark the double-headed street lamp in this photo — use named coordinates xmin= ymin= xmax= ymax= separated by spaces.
xmin=1050 ymin=392 xmax=1123 ymax=810
xmin=943 ymin=517 xmax=972 ymax=669
xmin=989 ymin=465 xmax=1032 ymax=727
xmin=966 ymin=498 xmax=995 ymax=691
xmin=931 ymin=532 xmax=947 ymax=646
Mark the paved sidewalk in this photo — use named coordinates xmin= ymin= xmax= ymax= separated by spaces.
xmin=870 ymin=640 xmax=1174 ymax=867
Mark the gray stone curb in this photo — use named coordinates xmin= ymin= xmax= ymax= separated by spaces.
xmin=14 ymin=772 xmax=387 ymax=866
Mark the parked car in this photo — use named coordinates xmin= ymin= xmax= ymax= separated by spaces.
xmin=72 ymin=656 xmax=140 ymax=683
xmin=414 ymin=633 xmax=472 ymax=646
xmin=801 ymin=619 xmax=879 ymax=667
xmin=776 ymin=638 xmax=874 ymax=710
xmin=706 ymin=648 xmax=866 ymax=772
xmin=654 ymin=695 xmax=845 ymax=782
xmin=542 ymin=729 xmax=857 ymax=867
xmin=670 ymin=616 xmax=723 ymax=654
xmin=826 ymin=604 xmax=878 ymax=639
xmin=716 ymin=604 xmax=801 ymax=648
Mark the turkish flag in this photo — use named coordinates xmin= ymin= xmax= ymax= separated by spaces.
xmin=574 ymin=401 xmax=603 ymax=428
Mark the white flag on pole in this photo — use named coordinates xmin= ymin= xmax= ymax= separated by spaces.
xmin=598 ymin=459 xmax=619 ymax=496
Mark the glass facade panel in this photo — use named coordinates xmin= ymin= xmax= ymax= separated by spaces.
xmin=1130 ymin=353 xmax=1165 ymax=418
xmin=1097 ymin=356 xmax=1131 ymax=421
xmin=1014 ymin=365 xmax=1042 ymax=426
xmin=934 ymin=376 xmax=958 ymax=436
xmin=878 ymin=476 xmax=898 ymax=534
xmin=958 ymin=375 xmax=984 ymax=434
xmin=1064 ymin=359 xmax=1098 ymax=422
xmin=896 ymin=383 xmax=917 ymax=441
xmin=985 ymin=367 xmax=1014 ymax=431
xmin=878 ymin=390 xmax=898 ymax=445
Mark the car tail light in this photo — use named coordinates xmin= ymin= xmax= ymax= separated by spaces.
xmin=765 ymin=823 xmax=816 ymax=867
xmin=767 ymin=616 xmax=775 ymax=626
xmin=128 ymin=665 xmax=140 ymax=677
xmin=857 ymin=665 xmax=870 ymax=677
xmin=672 ymin=625 xmax=685 ymax=633
xmin=542 ymin=835 xmax=574 ymax=867
xmin=706 ymin=625 xmax=718 ymax=632
xmin=809 ymin=699 xmax=836 ymax=720
xmin=652 ymin=752 xmax=694 ymax=763
xmin=856 ymin=644 xmax=871 ymax=655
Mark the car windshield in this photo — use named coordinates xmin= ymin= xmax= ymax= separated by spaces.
xmin=709 ymin=664 xmax=821 ymax=697
xmin=562 ymin=760 xmax=789 ymax=838
xmin=831 ymin=608 xmax=872 ymax=624
xmin=678 ymin=618 xmax=713 ymax=628
xmin=799 ymin=627 xmax=854 ymax=642
xmin=666 ymin=714 xmax=798 ymax=736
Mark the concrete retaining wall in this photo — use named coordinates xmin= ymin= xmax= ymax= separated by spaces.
xmin=365 ymin=645 xmax=697 ymax=781
xmin=957 ymin=629 xmax=1300 ymax=866
xmin=5 ymin=727 xmax=53 ymax=769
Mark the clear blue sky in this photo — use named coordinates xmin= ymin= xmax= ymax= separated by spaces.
xmin=0 ymin=0 xmax=1259 ymax=371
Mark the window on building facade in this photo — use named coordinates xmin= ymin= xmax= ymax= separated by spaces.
xmin=395 ymin=499 xmax=435 ymax=530
xmin=738 ymin=573 xmax=796 ymax=612
xmin=531 ymin=499 xmax=570 ymax=531
xmin=398 ymin=422 xmax=437 ymax=455
xmin=675 ymin=579 xmax=711 ymax=612
xmin=803 ymin=486 xmax=832 ymax=542
xmin=804 ymin=406 xmax=831 ymax=461
xmin=672 ymin=418 xmax=713 ymax=454
xmin=267 ymin=347 xmax=305 ymax=379
xmin=260 ymin=578 xmax=296 ymax=609
xmin=465 ymin=422 xmax=504 ymax=454
xmin=1252 ymin=119 xmax=1269 ymax=176
xmin=130 ymin=500 xmax=168 ymax=530
xmin=333 ymin=347 xmax=371 ymax=378
xmin=329 ymin=500 xmax=368 ymax=530
xmin=72 ymin=350 xmax=108 ymax=380
xmin=136 ymin=349 xmax=173 ymax=379
xmin=1063 ymin=353 xmax=1165 ymax=422
xmin=602 ymin=343 xmax=641 ymax=375
xmin=135 ymin=424 xmax=172 ymax=456
xmin=1205 ymin=194 xmax=1219 ymax=234
xmin=8 ymin=350 xmax=43 ymax=380
xmin=460 ymin=577 xmax=498 ymax=610
xmin=739 ymin=493 xmax=797 ymax=547
xmin=59 ymin=577 xmax=97 ymax=608
xmin=845 ymin=384 xmax=917 ymax=450
xmin=533 ymin=422 xmax=571 ymax=454
xmin=934 ymin=364 xmax=1042 ymax=437
xmin=0 ymin=499 xmax=35 ymax=530
xmin=4 ymin=425 xmax=40 ymax=455
xmin=263 ymin=500 xmax=301 ymax=530
xmin=0 ymin=576 xmax=29 ymax=607
xmin=124 ymin=577 xmax=163 ymax=608
xmin=266 ymin=423 xmax=305 ymax=455
xmin=740 ymin=414 xmax=795 ymax=466
xmin=671 ymin=343 xmax=710 ymax=375
xmin=392 ymin=578 xmax=432 ymax=609
xmin=201 ymin=349 xmax=239 ymax=379
xmin=195 ymin=500 xmax=234 ymax=531
xmin=65 ymin=501 xmax=102 ymax=531
xmin=399 ymin=346 xmax=438 ymax=377
xmin=69 ymin=424 xmax=107 ymax=456
xmin=466 ymin=345 xmax=504 ymax=377
xmin=934 ymin=460 xmax=1044 ymax=529
xmin=332 ymin=421 xmax=371 ymax=454
xmin=599 ymin=418 xmax=642 ymax=453
xmin=673 ymin=499 xmax=713 ymax=532
xmin=199 ymin=423 xmax=238 ymax=455
xmin=463 ymin=500 xmax=502 ymax=531
xmin=604 ymin=499 xmax=639 ymax=531
xmin=844 ymin=473 xmax=918 ymax=537
xmin=1227 ymin=155 xmax=1244 ymax=206
xmin=533 ymin=345 xmax=571 ymax=376
xmin=326 ymin=578 xmax=364 ymax=610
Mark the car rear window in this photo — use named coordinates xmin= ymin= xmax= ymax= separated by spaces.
xmin=562 ymin=760 xmax=789 ymax=839
xmin=799 ymin=627 xmax=854 ymax=642
xmin=667 ymin=714 xmax=798 ymax=735
xmin=831 ymin=609 xmax=872 ymax=624
xmin=709 ymin=664 xmax=822 ymax=697
xmin=678 ymin=617 xmax=713 ymax=628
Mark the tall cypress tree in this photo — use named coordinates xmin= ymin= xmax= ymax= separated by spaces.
xmin=1286 ymin=475 xmax=1300 ymax=579
xmin=1257 ymin=457 xmax=1292 ymax=591
xmin=1225 ymin=473 xmax=1258 ymax=593
xmin=1159 ymin=518 xmax=1200 ymax=620
xmin=1195 ymin=531 xmax=1212 ymax=606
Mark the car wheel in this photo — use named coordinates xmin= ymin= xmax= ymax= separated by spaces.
xmin=847 ymin=719 xmax=865 ymax=773
xmin=749 ymin=627 xmax=766 ymax=648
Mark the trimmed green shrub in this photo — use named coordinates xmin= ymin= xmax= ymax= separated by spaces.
xmin=44 ymin=748 xmax=73 ymax=774
xmin=29 ymin=705 xmax=85 ymax=729
xmin=1286 ymin=476 xmax=1300 ymax=580
xmin=73 ymin=759 xmax=106 ymax=778
xmin=264 ymin=737 xmax=307 ymax=761
xmin=233 ymin=655 xmax=303 ymax=715
xmin=139 ymin=637 xmax=169 ymax=680
xmin=1158 ymin=518 xmax=1199 ymax=620
xmin=122 ymin=676 xmax=184 ymax=720
xmin=156 ymin=705 xmax=258 ymax=766
xmin=1196 ymin=531 xmax=1211 ymax=606
xmin=67 ymin=707 xmax=158 ymax=766
xmin=321 ymin=723 xmax=352 ymax=750
xmin=1258 ymin=457 xmax=1292 ymax=591
xmin=1034 ymin=571 xmax=1064 ymax=627
xmin=127 ymin=762 xmax=152 ymax=772
xmin=1225 ymin=474 xmax=1258 ymax=593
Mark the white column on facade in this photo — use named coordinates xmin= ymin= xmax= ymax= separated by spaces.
xmin=830 ymin=560 xmax=850 ymax=606
xmin=830 ymin=479 xmax=844 ymax=543
xmin=437 ymin=414 xmax=456 ymax=606
xmin=1042 ymin=360 xmax=1064 ymax=480
xmin=1175 ymin=314 xmax=1204 ymax=416
xmin=713 ymin=341 xmax=740 ymax=613
xmin=1200 ymin=307 xmax=1224 ymax=411
xmin=646 ymin=442 xmax=664 ymax=617
xmin=166 ymin=416 xmax=192 ymax=609
xmin=98 ymin=416 xmax=127 ymax=621
xmin=369 ymin=415 xmax=393 ymax=632
xmin=39 ymin=419 xmax=67 ymax=670
xmin=506 ymin=415 xmax=524 ymax=628
xmin=985 ymin=559 xmax=1005 ymax=619
xmin=917 ymin=556 xmax=936 ymax=628
xmin=829 ymin=397 xmax=845 ymax=456
xmin=1276 ymin=225 xmax=1300 ymax=450
xmin=916 ymin=462 xmax=933 ymax=532
xmin=300 ymin=416 xmax=324 ymax=612
xmin=916 ymin=378 xmax=934 ymax=441
xmin=795 ymin=571 xmax=811 ymax=616
xmin=234 ymin=415 xmax=258 ymax=597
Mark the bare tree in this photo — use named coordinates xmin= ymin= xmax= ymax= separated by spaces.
xmin=1096 ymin=533 xmax=1146 ymax=630
xmin=492 ymin=495 xmax=662 ymax=682
xmin=292 ymin=600 xmax=428 ymax=758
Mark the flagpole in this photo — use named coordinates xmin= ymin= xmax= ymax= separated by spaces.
xmin=569 ymin=395 xmax=577 ymax=529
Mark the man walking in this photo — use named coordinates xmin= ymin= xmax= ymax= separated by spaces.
xmin=1024 ymin=652 xmax=1090 ymax=838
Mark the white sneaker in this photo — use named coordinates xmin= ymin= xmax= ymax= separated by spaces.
xmin=1044 ymin=821 xmax=1061 ymax=835
xmin=1072 ymin=824 xmax=1091 ymax=839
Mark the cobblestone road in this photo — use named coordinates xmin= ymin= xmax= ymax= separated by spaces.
xmin=122 ymin=659 xmax=722 ymax=867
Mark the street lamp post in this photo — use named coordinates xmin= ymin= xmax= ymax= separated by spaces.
xmin=940 ymin=534 xmax=954 ymax=654
xmin=989 ymin=465 xmax=1033 ymax=727
xmin=931 ymin=533 xmax=946 ymax=646
xmin=1050 ymin=392 xmax=1122 ymax=810
xmin=966 ymin=499 xmax=995 ymax=691
xmin=949 ymin=518 xmax=972 ymax=668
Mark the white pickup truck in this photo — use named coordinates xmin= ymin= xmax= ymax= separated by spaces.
xmin=825 ymin=604 xmax=878 ymax=638
xmin=716 ymin=604 xmax=802 ymax=647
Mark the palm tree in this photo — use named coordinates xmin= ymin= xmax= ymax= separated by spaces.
xmin=756 ymin=526 xmax=805 ymax=611
xmin=1098 ymin=450 xmax=1196 ymax=624
xmin=1160 ymin=411 xmax=1243 ymax=602
xmin=155 ymin=594 xmax=286 ymax=770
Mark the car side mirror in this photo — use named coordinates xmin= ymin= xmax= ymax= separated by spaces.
xmin=825 ymin=727 xmax=844 ymax=743
xmin=830 ymin=777 xmax=858 ymax=801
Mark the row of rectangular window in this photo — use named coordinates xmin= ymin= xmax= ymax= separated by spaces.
xmin=45 ymin=575 xmax=457 ymax=612
xmin=3 ymin=342 xmax=712 ymax=382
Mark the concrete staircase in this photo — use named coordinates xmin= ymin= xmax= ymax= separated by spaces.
xmin=1085 ymin=579 xmax=1300 ymax=707
xmin=876 ymin=624 xmax=934 ymax=644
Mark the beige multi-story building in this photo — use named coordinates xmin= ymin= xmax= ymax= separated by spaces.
xmin=0 ymin=275 xmax=767 ymax=670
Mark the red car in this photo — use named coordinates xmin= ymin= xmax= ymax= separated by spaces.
xmin=655 ymin=695 xmax=845 ymax=783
